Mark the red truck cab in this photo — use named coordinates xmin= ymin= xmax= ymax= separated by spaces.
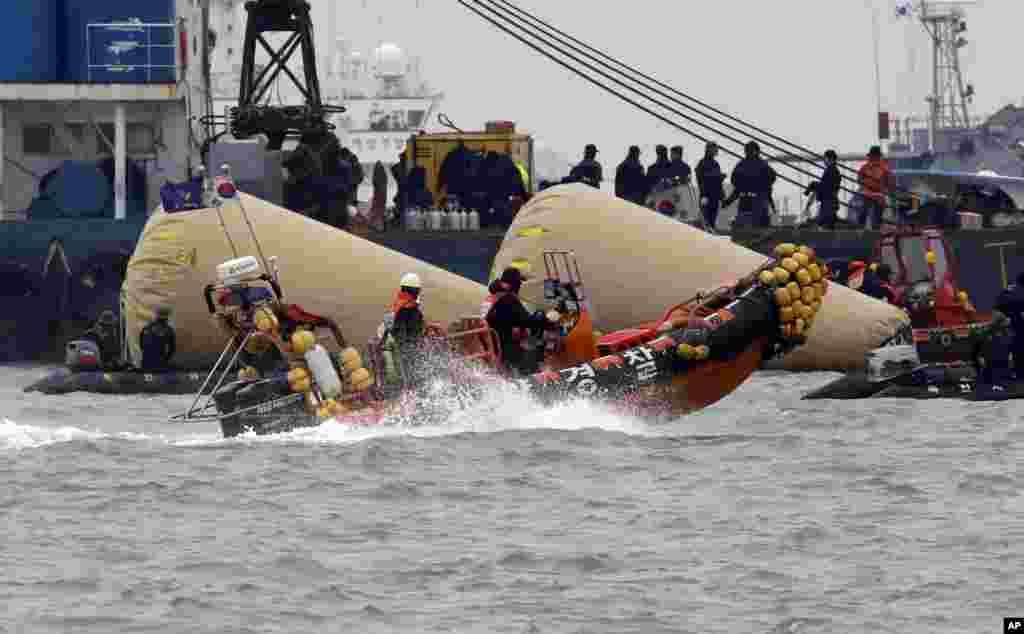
xmin=873 ymin=226 xmax=980 ymax=327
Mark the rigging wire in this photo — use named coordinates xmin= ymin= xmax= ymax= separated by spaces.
xmin=458 ymin=0 xmax=851 ymax=201
xmin=483 ymin=0 xmax=867 ymax=182
xmin=467 ymin=0 xmax=924 ymax=210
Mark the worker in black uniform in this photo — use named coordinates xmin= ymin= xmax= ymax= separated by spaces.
xmin=615 ymin=146 xmax=647 ymax=205
xmin=695 ymin=142 xmax=726 ymax=230
xmin=860 ymin=264 xmax=896 ymax=304
xmin=568 ymin=144 xmax=603 ymax=188
xmin=723 ymin=141 xmax=777 ymax=228
xmin=82 ymin=310 xmax=121 ymax=370
xmin=646 ymin=145 xmax=671 ymax=200
xmin=665 ymin=146 xmax=692 ymax=183
xmin=995 ymin=270 xmax=1024 ymax=378
xmin=140 ymin=305 xmax=176 ymax=371
xmin=485 ymin=267 xmax=558 ymax=376
xmin=813 ymin=149 xmax=842 ymax=229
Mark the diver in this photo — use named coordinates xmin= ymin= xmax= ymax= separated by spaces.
xmin=568 ymin=144 xmax=603 ymax=188
xmin=379 ymin=273 xmax=427 ymax=396
xmin=485 ymin=266 xmax=559 ymax=376
xmin=975 ymin=310 xmax=1015 ymax=390
xmin=139 ymin=306 xmax=176 ymax=372
xmin=695 ymin=142 xmax=725 ymax=230
xmin=723 ymin=141 xmax=777 ymax=228
xmin=995 ymin=270 xmax=1024 ymax=379
xmin=82 ymin=310 xmax=122 ymax=370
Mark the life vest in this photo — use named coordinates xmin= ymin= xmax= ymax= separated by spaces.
xmin=378 ymin=291 xmax=421 ymax=339
xmin=858 ymin=159 xmax=892 ymax=203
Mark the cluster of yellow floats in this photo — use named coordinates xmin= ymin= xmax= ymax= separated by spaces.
xmin=237 ymin=306 xmax=377 ymax=421
xmin=758 ymin=243 xmax=829 ymax=342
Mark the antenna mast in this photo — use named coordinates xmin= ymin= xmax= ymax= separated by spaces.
xmin=915 ymin=1 xmax=977 ymax=148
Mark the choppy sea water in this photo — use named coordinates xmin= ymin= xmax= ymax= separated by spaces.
xmin=1 ymin=364 xmax=1021 ymax=633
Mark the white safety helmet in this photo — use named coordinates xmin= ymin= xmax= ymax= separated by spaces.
xmin=400 ymin=272 xmax=422 ymax=289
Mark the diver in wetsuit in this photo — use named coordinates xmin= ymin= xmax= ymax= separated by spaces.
xmin=995 ymin=271 xmax=1024 ymax=379
xmin=82 ymin=310 xmax=121 ymax=370
xmin=139 ymin=306 xmax=176 ymax=371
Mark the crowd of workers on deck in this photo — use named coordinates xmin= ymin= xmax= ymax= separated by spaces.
xmin=560 ymin=140 xmax=929 ymax=231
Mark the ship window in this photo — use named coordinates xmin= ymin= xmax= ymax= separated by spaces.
xmin=23 ymin=124 xmax=57 ymax=155
xmin=96 ymin=123 xmax=157 ymax=155
xmin=407 ymin=110 xmax=425 ymax=128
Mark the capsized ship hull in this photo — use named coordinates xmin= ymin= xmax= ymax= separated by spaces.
xmin=491 ymin=184 xmax=909 ymax=372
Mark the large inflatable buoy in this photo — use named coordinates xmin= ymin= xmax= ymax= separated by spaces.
xmin=491 ymin=184 xmax=908 ymax=371
xmin=123 ymin=192 xmax=489 ymax=367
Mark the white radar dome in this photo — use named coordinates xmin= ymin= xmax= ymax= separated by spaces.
xmin=374 ymin=42 xmax=407 ymax=78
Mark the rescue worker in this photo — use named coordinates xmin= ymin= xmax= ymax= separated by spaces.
xmin=665 ymin=146 xmax=692 ymax=184
xmin=615 ymin=146 xmax=647 ymax=205
xmin=139 ymin=305 xmax=176 ymax=372
xmin=82 ymin=310 xmax=121 ymax=370
xmin=814 ymin=149 xmax=842 ymax=229
xmin=723 ymin=141 xmax=777 ymax=228
xmin=646 ymin=145 xmax=671 ymax=199
xmin=282 ymin=132 xmax=322 ymax=215
xmin=569 ymin=144 xmax=603 ymax=188
xmin=379 ymin=273 xmax=427 ymax=396
xmin=975 ymin=310 xmax=1014 ymax=390
xmin=695 ymin=142 xmax=725 ymax=230
xmin=995 ymin=270 xmax=1024 ymax=378
xmin=857 ymin=145 xmax=893 ymax=230
xmin=391 ymin=151 xmax=409 ymax=214
xmin=861 ymin=263 xmax=896 ymax=304
xmin=340 ymin=147 xmax=364 ymax=206
xmin=370 ymin=160 xmax=389 ymax=231
xmin=485 ymin=266 xmax=559 ymax=376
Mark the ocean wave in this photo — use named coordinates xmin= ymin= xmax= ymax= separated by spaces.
xmin=173 ymin=382 xmax=660 ymax=448
xmin=0 ymin=419 xmax=105 ymax=451
xmin=0 ymin=418 xmax=200 ymax=451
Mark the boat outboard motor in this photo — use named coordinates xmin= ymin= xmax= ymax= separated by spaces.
xmin=65 ymin=339 xmax=102 ymax=371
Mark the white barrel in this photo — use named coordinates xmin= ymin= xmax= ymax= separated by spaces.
xmin=404 ymin=208 xmax=419 ymax=230
xmin=453 ymin=209 xmax=466 ymax=231
xmin=467 ymin=210 xmax=481 ymax=231
xmin=440 ymin=210 xmax=451 ymax=231
xmin=304 ymin=343 xmax=342 ymax=398
xmin=428 ymin=209 xmax=443 ymax=231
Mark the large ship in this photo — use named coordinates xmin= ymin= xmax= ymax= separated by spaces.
xmin=205 ymin=0 xmax=443 ymax=176
xmin=0 ymin=0 xmax=208 ymax=362
xmin=734 ymin=0 xmax=1024 ymax=312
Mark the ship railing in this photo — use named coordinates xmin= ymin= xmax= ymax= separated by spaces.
xmin=86 ymin=22 xmax=177 ymax=83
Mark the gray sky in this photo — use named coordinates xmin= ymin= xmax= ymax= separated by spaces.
xmin=324 ymin=0 xmax=1022 ymax=193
